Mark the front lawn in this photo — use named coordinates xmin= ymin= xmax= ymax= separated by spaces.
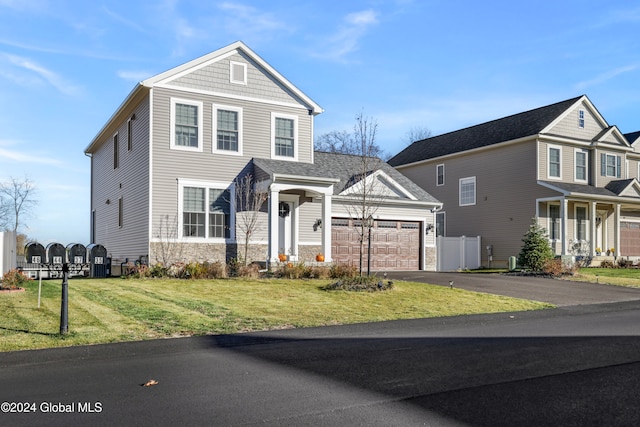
xmin=572 ymin=268 xmax=640 ymax=288
xmin=0 ymin=277 xmax=553 ymax=352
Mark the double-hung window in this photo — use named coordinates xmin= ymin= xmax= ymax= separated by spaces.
xmin=601 ymin=153 xmax=621 ymax=178
xmin=436 ymin=164 xmax=445 ymax=186
xmin=548 ymin=145 xmax=561 ymax=179
xmin=575 ymin=149 xmax=588 ymax=182
xmin=575 ymin=206 xmax=588 ymax=241
xmin=171 ymin=98 xmax=203 ymax=151
xmin=183 ymin=187 xmax=206 ymax=237
xmin=578 ymin=109 xmax=585 ymax=128
xmin=181 ymin=182 xmax=233 ymax=240
xmin=459 ymin=177 xmax=476 ymax=206
xmin=549 ymin=204 xmax=560 ymax=240
xmin=209 ymin=188 xmax=231 ymax=238
xmin=213 ymin=105 xmax=242 ymax=155
xmin=272 ymin=113 xmax=297 ymax=160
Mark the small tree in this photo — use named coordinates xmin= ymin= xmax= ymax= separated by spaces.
xmin=154 ymin=214 xmax=184 ymax=266
xmin=518 ymin=218 xmax=555 ymax=271
xmin=234 ymin=174 xmax=268 ymax=266
xmin=0 ymin=176 xmax=37 ymax=234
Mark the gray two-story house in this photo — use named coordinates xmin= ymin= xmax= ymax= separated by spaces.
xmin=390 ymin=95 xmax=640 ymax=267
xmin=85 ymin=41 xmax=441 ymax=271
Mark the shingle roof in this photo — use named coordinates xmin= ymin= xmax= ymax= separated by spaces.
xmin=539 ymin=179 xmax=640 ymax=198
xmin=253 ymin=152 xmax=439 ymax=203
xmin=625 ymin=130 xmax=640 ymax=144
xmin=388 ymin=96 xmax=584 ymax=167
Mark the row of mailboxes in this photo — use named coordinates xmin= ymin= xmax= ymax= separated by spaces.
xmin=23 ymin=242 xmax=109 ymax=278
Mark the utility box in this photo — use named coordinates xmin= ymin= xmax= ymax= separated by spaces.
xmin=87 ymin=243 xmax=108 ymax=278
xmin=508 ymin=256 xmax=517 ymax=271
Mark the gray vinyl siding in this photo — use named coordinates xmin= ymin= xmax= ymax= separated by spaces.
xmin=538 ymin=140 xmax=590 ymax=183
xmin=298 ymin=199 xmax=322 ymax=243
xmin=548 ymin=103 xmax=605 ymax=139
xmin=170 ymin=51 xmax=310 ymax=108
xmin=91 ymin=96 xmax=150 ymax=261
xmin=149 ymin=85 xmax=314 ymax=241
xmin=399 ymin=141 xmax=557 ymax=266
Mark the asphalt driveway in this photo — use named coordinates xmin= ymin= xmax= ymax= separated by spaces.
xmin=385 ymin=271 xmax=640 ymax=306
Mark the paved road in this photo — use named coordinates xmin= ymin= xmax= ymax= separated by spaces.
xmin=386 ymin=271 xmax=640 ymax=306
xmin=3 ymin=274 xmax=640 ymax=426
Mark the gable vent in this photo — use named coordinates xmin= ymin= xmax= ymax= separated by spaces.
xmin=230 ymin=61 xmax=247 ymax=85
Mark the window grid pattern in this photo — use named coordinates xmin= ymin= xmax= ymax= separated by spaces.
xmin=183 ymin=187 xmax=205 ymax=237
xmin=576 ymin=206 xmax=587 ymax=241
xmin=175 ymin=104 xmax=199 ymax=147
xmin=549 ymin=147 xmax=561 ymax=178
xmin=275 ymin=117 xmax=294 ymax=157
xmin=575 ymin=151 xmax=587 ymax=181
xmin=459 ymin=177 xmax=476 ymax=206
xmin=217 ymin=110 xmax=238 ymax=151
xmin=209 ymin=188 xmax=231 ymax=239
xmin=549 ymin=205 xmax=560 ymax=240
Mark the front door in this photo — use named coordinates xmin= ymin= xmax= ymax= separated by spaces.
xmin=278 ymin=201 xmax=294 ymax=259
xmin=596 ymin=211 xmax=607 ymax=253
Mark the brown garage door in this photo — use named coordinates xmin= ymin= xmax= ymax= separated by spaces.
xmin=331 ymin=218 xmax=421 ymax=271
xmin=621 ymin=221 xmax=640 ymax=256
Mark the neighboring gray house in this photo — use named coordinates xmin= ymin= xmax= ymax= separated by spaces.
xmin=389 ymin=95 xmax=640 ymax=267
xmin=85 ymin=41 xmax=441 ymax=271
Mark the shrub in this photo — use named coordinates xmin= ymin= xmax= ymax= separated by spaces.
xmin=617 ymin=258 xmax=634 ymax=268
xmin=518 ymin=218 xmax=555 ymax=271
xmin=308 ymin=266 xmax=331 ymax=279
xmin=1 ymin=269 xmax=31 ymax=290
xmin=238 ymin=263 xmax=261 ymax=278
xmin=543 ymin=258 xmax=577 ymax=277
xmin=323 ymin=275 xmax=394 ymax=292
xmin=275 ymin=262 xmax=308 ymax=279
xmin=329 ymin=263 xmax=359 ymax=279
xmin=599 ymin=260 xmax=617 ymax=268
xmin=126 ymin=264 xmax=151 ymax=279
xmin=149 ymin=263 xmax=170 ymax=278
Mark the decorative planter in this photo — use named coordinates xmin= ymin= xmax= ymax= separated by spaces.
xmin=315 ymin=254 xmax=325 ymax=262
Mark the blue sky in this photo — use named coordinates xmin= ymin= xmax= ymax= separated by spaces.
xmin=1 ymin=0 xmax=639 ymax=245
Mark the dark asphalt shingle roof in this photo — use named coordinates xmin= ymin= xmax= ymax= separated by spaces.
xmin=625 ymin=131 xmax=640 ymax=144
xmin=388 ymin=96 xmax=584 ymax=167
xmin=540 ymin=179 xmax=639 ymax=198
xmin=253 ymin=151 xmax=439 ymax=203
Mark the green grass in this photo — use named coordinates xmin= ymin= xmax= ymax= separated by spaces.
xmin=0 ymin=277 xmax=553 ymax=352
xmin=572 ymin=268 xmax=640 ymax=288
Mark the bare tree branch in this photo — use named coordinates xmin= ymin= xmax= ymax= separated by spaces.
xmin=233 ymin=174 xmax=268 ymax=266
xmin=0 ymin=176 xmax=37 ymax=233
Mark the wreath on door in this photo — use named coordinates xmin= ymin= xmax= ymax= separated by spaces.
xmin=278 ymin=201 xmax=291 ymax=218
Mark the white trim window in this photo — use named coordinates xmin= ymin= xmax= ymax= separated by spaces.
xmin=179 ymin=181 xmax=234 ymax=240
xmin=436 ymin=211 xmax=445 ymax=237
xmin=548 ymin=145 xmax=562 ymax=179
xmin=575 ymin=205 xmax=588 ymax=241
xmin=170 ymin=98 xmax=203 ymax=152
xmin=271 ymin=113 xmax=298 ymax=160
xmin=436 ymin=164 xmax=445 ymax=186
xmin=578 ymin=109 xmax=585 ymax=128
xmin=213 ymin=105 xmax=243 ymax=155
xmin=548 ymin=204 xmax=560 ymax=241
xmin=459 ymin=177 xmax=476 ymax=206
xmin=230 ymin=61 xmax=247 ymax=85
xmin=574 ymin=149 xmax=588 ymax=182
xmin=601 ymin=153 xmax=621 ymax=178
xmin=113 ymin=132 xmax=119 ymax=169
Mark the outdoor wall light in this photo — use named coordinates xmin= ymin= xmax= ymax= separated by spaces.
xmin=425 ymin=223 xmax=434 ymax=234
xmin=313 ymin=218 xmax=322 ymax=231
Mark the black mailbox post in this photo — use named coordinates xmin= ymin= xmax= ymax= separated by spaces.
xmin=87 ymin=244 xmax=108 ymax=278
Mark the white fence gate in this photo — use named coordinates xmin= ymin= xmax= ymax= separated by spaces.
xmin=437 ymin=236 xmax=481 ymax=271
xmin=1 ymin=231 xmax=17 ymax=276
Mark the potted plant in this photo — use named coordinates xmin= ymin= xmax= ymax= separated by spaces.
xmin=596 ymin=247 xmax=602 ymax=255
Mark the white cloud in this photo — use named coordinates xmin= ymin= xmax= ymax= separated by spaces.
xmin=117 ymin=70 xmax=151 ymax=82
xmin=0 ymin=53 xmax=82 ymax=96
xmin=575 ymin=65 xmax=638 ymax=91
xmin=0 ymin=144 xmax=63 ymax=167
xmin=312 ymin=9 xmax=379 ymax=62
xmin=216 ymin=2 xmax=290 ymax=39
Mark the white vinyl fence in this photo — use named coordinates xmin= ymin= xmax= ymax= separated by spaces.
xmin=437 ymin=236 xmax=481 ymax=271
xmin=1 ymin=231 xmax=17 ymax=276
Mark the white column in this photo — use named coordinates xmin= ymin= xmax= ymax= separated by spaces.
xmin=321 ymin=193 xmax=332 ymax=262
xmin=560 ymin=198 xmax=568 ymax=255
xmin=614 ymin=203 xmax=620 ymax=257
xmin=590 ymin=201 xmax=597 ymax=256
xmin=268 ymin=188 xmax=280 ymax=264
